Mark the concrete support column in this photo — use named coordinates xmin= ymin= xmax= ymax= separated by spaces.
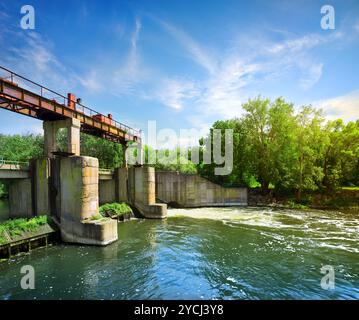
xmin=43 ymin=118 xmax=81 ymax=158
xmin=139 ymin=166 xmax=156 ymax=205
xmin=43 ymin=121 xmax=57 ymax=158
xmin=67 ymin=118 xmax=81 ymax=156
xmin=115 ymin=167 xmax=128 ymax=202
xmin=130 ymin=166 xmax=167 ymax=219
xmin=58 ymin=156 xmax=117 ymax=245
xmin=32 ymin=157 xmax=50 ymax=216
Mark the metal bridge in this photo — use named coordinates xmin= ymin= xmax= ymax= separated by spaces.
xmin=0 ymin=66 xmax=141 ymax=145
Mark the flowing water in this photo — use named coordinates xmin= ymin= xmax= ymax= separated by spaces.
xmin=0 ymin=206 xmax=358 ymax=300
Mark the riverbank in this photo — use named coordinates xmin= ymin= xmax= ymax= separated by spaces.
xmin=0 ymin=215 xmax=57 ymax=260
xmin=0 ymin=216 xmax=53 ymax=245
xmin=248 ymin=188 xmax=359 ymax=212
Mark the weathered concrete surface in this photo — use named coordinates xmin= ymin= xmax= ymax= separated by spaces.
xmin=129 ymin=166 xmax=167 ymax=219
xmin=0 ymin=165 xmax=30 ymax=179
xmin=58 ymin=156 xmax=118 ymax=245
xmin=60 ymin=217 xmax=118 ymax=246
xmin=99 ymin=166 xmax=166 ymax=218
xmin=8 ymin=178 xmax=33 ymax=218
xmin=115 ymin=167 xmax=128 ymax=203
xmin=156 ymin=171 xmax=247 ymax=207
xmin=99 ymin=179 xmax=116 ymax=205
xmin=32 ymin=157 xmax=50 ymax=216
xmin=43 ymin=118 xmax=81 ymax=158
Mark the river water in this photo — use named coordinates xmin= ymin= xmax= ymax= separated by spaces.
xmin=0 ymin=205 xmax=358 ymax=300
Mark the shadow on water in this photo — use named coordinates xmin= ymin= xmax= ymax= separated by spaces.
xmin=0 ymin=207 xmax=358 ymax=300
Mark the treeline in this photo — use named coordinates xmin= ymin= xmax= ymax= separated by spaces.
xmin=197 ymin=97 xmax=359 ymax=199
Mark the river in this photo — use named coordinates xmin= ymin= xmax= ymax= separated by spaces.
xmin=0 ymin=205 xmax=358 ymax=299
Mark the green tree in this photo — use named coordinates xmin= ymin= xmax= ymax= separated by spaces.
xmin=0 ymin=133 xmax=43 ymax=161
xmin=291 ymin=106 xmax=327 ymax=200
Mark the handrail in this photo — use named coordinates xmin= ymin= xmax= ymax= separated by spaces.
xmin=99 ymin=168 xmax=114 ymax=174
xmin=0 ymin=159 xmax=30 ymax=171
xmin=0 ymin=66 xmax=141 ymax=139
xmin=0 ymin=159 xmax=29 ymax=166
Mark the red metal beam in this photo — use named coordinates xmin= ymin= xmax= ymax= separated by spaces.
xmin=0 ymin=67 xmax=141 ymax=145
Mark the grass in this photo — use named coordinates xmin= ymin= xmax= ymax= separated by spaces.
xmin=0 ymin=215 xmax=48 ymax=245
xmin=99 ymin=202 xmax=133 ymax=218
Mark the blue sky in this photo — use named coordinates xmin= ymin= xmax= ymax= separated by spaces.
xmin=0 ymin=0 xmax=358 ymax=146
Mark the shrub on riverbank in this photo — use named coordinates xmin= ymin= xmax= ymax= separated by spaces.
xmin=99 ymin=203 xmax=132 ymax=218
xmin=0 ymin=215 xmax=48 ymax=245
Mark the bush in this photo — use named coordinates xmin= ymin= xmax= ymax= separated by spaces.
xmin=0 ymin=215 xmax=48 ymax=244
xmin=99 ymin=203 xmax=132 ymax=217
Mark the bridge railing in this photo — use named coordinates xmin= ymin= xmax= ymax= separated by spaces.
xmin=0 ymin=66 xmax=141 ymax=140
xmin=99 ymin=168 xmax=114 ymax=175
xmin=0 ymin=159 xmax=30 ymax=170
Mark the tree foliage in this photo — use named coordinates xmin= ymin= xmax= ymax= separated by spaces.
xmin=197 ymin=96 xmax=359 ymax=198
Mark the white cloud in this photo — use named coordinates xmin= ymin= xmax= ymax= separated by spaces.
xmin=77 ymin=70 xmax=103 ymax=92
xmin=149 ymin=19 xmax=346 ymax=122
xmin=315 ymin=89 xmax=359 ymax=122
xmin=299 ymin=63 xmax=323 ymax=90
xmin=154 ymin=78 xmax=198 ymax=110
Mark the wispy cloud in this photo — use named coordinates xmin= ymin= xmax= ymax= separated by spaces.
xmin=149 ymin=19 xmax=344 ymax=122
xmin=155 ymin=18 xmax=217 ymax=74
xmin=153 ymin=78 xmax=199 ymax=110
xmin=299 ymin=62 xmax=324 ymax=90
xmin=266 ymin=32 xmax=343 ymax=55
xmin=112 ymin=17 xmax=143 ymax=95
xmin=1 ymin=31 xmax=77 ymax=92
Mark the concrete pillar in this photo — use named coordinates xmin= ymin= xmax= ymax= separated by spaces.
xmin=32 ymin=157 xmax=50 ymax=216
xmin=8 ymin=179 xmax=33 ymax=218
xmin=115 ymin=167 xmax=128 ymax=202
xmin=67 ymin=118 xmax=81 ymax=156
xmin=43 ymin=121 xmax=57 ymax=158
xmin=58 ymin=156 xmax=117 ymax=245
xmin=136 ymin=166 xmax=156 ymax=205
xmin=130 ymin=166 xmax=167 ymax=219
xmin=43 ymin=118 xmax=81 ymax=158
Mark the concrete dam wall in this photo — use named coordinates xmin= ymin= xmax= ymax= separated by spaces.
xmin=155 ymin=171 xmax=248 ymax=207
